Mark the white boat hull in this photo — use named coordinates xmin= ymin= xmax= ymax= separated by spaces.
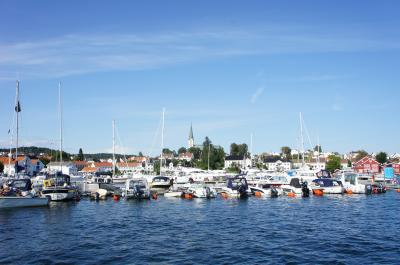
xmin=0 ymin=197 xmax=49 ymax=209
xmin=164 ymin=191 xmax=183 ymax=198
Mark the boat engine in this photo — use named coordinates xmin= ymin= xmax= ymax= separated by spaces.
xmin=365 ymin=184 xmax=372 ymax=195
xmin=270 ymin=187 xmax=279 ymax=198
xmin=301 ymin=182 xmax=310 ymax=198
xmin=205 ymin=187 xmax=211 ymax=198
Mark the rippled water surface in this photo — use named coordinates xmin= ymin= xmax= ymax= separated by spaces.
xmin=1 ymin=192 xmax=399 ymax=264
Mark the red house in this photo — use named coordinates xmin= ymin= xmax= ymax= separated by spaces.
xmin=392 ymin=163 xmax=400 ymax=175
xmin=353 ymin=156 xmax=381 ymax=173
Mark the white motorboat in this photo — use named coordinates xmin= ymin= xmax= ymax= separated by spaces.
xmin=281 ymin=178 xmax=310 ymax=197
xmin=220 ymin=176 xmax=249 ymax=199
xmin=187 ymin=184 xmax=217 ymax=198
xmin=123 ymin=178 xmax=151 ymax=200
xmin=151 ymin=176 xmax=172 ymax=192
xmin=250 ymin=183 xmax=282 ymax=197
xmin=337 ymin=173 xmax=373 ymax=194
xmin=310 ymin=178 xmax=345 ymax=194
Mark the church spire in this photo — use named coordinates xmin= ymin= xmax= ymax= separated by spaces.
xmin=188 ymin=123 xmax=194 ymax=148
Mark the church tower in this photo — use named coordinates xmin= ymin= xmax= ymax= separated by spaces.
xmin=188 ymin=123 xmax=194 ymax=148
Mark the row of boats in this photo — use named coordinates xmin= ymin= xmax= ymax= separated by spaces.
xmin=0 ymin=169 xmax=391 ymax=209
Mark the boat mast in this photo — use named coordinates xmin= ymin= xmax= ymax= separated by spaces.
xmin=112 ymin=120 xmax=116 ymax=177
xmin=250 ymin=133 xmax=253 ymax=167
xmin=300 ymin=112 xmax=305 ymax=167
xmin=58 ymin=82 xmax=63 ymax=173
xmin=15 ymin=80 xmax=20 ymax=176
xmin=317 ymin=134 xmax=320 ymax=169
xmin=207 ymin=142 xmax=210 ymax=171
xmin=160 ymin=108 xmax=165 ymax=175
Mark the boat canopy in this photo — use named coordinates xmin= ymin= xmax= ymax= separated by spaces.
xmin=289 ymin=178 xmax=302 ymax=188
xmin=312 ymin=178 xmax=336 ymax=187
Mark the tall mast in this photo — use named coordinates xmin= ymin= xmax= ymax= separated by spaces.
xmin=207 ymin=142 xmax=210 ymax=171
xmin=15 ymin=80 xmax=19 ymax=160
xmin=300 ymin=112 xmax=305 ymax=166
xmin=59 ymin=82 xmax=63 ymax=172
xmin=112 ymin=120 xmax=116 ymax=176
xmin=160 ymin=108 xmax=165 ymax=174
xmin=250 ymin=133 xmax=253 ymax=165
xmin=317 ymin=134 xmax=320 ymax=169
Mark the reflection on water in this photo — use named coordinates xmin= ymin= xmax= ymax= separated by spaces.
xmin=0 ymin=192 xmax=399 ymax=264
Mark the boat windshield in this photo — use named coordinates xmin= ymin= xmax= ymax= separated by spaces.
xmin=345 ymin=174 xmax=357 ymax=185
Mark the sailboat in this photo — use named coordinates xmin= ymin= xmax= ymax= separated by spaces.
xmin=0 ymin=81 xmax=49 ymax=209
xmin=41 ymin=82 xmax=79 ymax=201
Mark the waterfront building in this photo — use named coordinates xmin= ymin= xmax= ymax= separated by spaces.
xmin=353 ymin=156 xmax=381 ymax=173
xmin=178 ymin=152 xmax=194 ymax=162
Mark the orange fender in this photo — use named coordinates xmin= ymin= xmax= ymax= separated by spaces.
xmin=313 ymin=189 xmax=324 ymax=196
xmin=287 ymin=192 xmax=296 ymax=197
xmin=254 ymin=191 xmax=262 ymax=198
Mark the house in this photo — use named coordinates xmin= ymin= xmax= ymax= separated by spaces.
xmin=47 ymin=162 xmax=79 ymax=175
xmin=0 ymin=156 xmax=34 ymax=176
xmin=72 ymin=161 xmax=88 ymax=171
xmin=267 ymin=160 xmax=292 ymax=171
xmin=307 ymin=158 xmax=326 ymax=170
xmin=178 ymin=152 xmax=193 ymax=162
xmin=91 ymin=162 xmax=113 ymax=172
xmin=224 ymin=155 xmax=252 ymax=169
xmin=161 ymin=153 xmax=175 ymax=160
xmin=353 ymin=156 xmax=381 ymax=174
xmin=128 ymin=156 xmax=148 ymax=163
xmin=116 ymin=162 xmax=144 ymax=173
xmin=31 ymin=159 xmax=45 ymax=174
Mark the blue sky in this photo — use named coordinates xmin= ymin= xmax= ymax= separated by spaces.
xmin=0 ymin=0 xmax=399 ymax=155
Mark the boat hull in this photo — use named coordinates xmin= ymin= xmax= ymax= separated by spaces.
xmin=0 ymin=197 xmax=49 ymax=209
xmin=42 ymin=188 xmax=78 ymax=201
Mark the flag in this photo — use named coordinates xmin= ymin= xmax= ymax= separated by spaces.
xmin=15 ymin=101 xmax=21 ymax=112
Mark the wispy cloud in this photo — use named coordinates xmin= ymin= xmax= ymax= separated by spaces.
xmin=250 ymin=87 xmax=265 ymax=104
xmin=0 ymin=26 xmax=399 ymax=79
xmin=299 ymin=74 xmax=351 ymax=82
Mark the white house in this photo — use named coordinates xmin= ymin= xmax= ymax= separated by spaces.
xmin=178 ymin=152 xmax=194 ymax=162
xmin=224 ymin=155 xmax=252 ymax=169
xmin=267 ymin=160 xmax=292 ymax=172
xmin=47 ymin=162 xmax=78 ymax=175
xmin=116 ymin=162 xmax=144 ymax=173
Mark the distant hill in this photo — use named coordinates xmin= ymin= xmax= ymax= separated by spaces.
xmin=0 ymin=146 xmax=132 ymax=161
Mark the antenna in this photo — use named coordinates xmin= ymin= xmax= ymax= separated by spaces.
xmin=112 ymin=120 xmax=116 ymax=176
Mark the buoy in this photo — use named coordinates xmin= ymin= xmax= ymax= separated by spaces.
xmin=184 ymin=193 xmax=193 ymax=199
xmin=287 ymin=192 xmax=296 ymax=197
xmin=113 ymin=194 xmax=120 ymax=201
xmin=396 ymin=189 xmax=400 ymax=193
xmin=221 ymin=192 xmax=229 ymax=199
xmin=313 ymin=189 xmax=324 ymax=196
xmin=346 ymin=189 xmax=353 ymax=195
xmin=254 ymin=191 xmax=262 ymax=198
xmin=152 ymin=192 xmax=158 ymax=200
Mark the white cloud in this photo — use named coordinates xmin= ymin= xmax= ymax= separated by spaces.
xmin=0 ymin=26 xmax=399 ymax=80
xmin=250 ymin=87 xmax=265 ymax=104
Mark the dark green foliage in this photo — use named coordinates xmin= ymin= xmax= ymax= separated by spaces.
xmin=326 ymin=155 xmax=342 ymax=173
xmin=375 ymin=152 xmax=387 ymax=164
xmin=230 ymin=143 xmax=249 ymax=158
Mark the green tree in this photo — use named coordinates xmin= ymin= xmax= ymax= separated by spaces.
xmin=230 ymin=143 xmax=249 ymax=157
xmin=138 ymin=151 xmax=143 ymax=157
xmin=162 ymin=148 xmax=173 ymax=154
xmin=0 ymin=161 xmax=4 ymax=173
xmin=40 ymin=157 xmax=50 ymax=166
xmin=281 ymin=146 xmax=292 ymax=158
xmin=326 ymin=155 xmax=342 ymax=173
xmin=77 ymin=148 xmax=84 ymax=161
xmin=188 ymin=147 xmax=201 ymax=160
xmin=347 ymin=160 xmax=352 ymax=168
xmin=178 ymin=147 xmax=187 ymax=154
xmin=375 ymin=152 xmax=387 ymax=164
xmin=200 ymin=137 xmax=225 ymax=170
xmin=355 ymin=150 xmax=368 ymax=161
